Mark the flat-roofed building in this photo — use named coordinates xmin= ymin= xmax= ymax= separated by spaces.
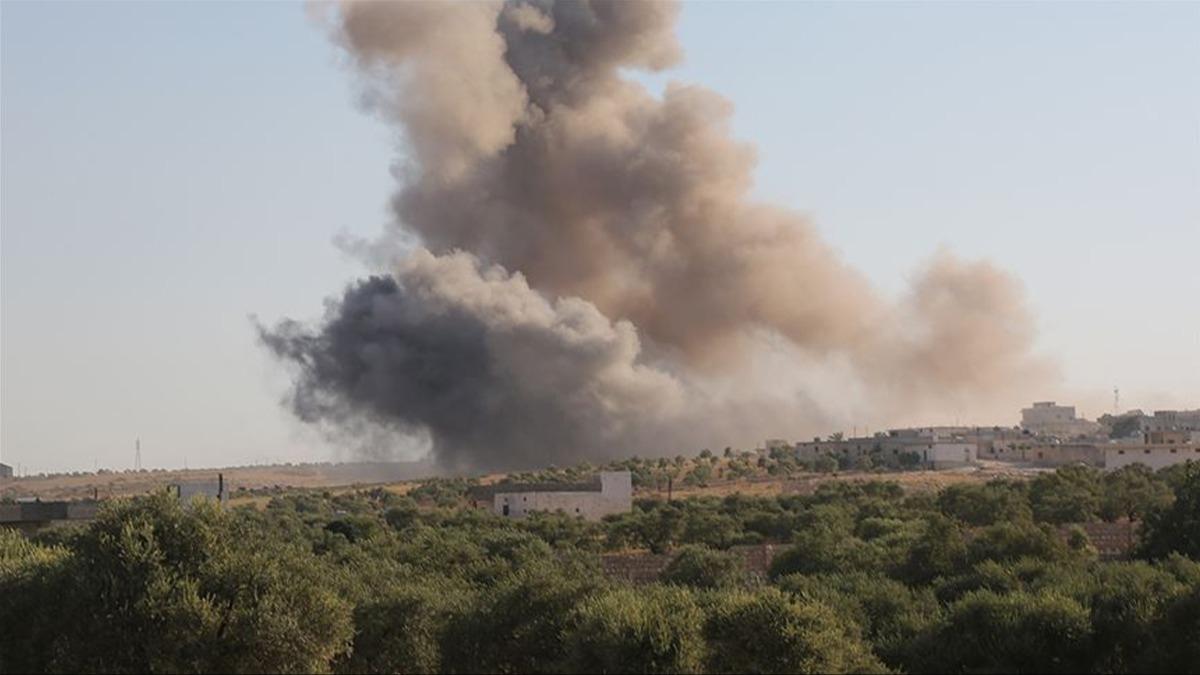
xmin=469 ymin=471 xmax=632 ymax=521
xmin=1147 ymin=430 xmax=1192 ymax=445
xmin=795 ymin=428 xmax=976 ymax=470
xmin=1105 ymin=443 xmax=1200 ymax=471
xmin=1144 ymin=410 xmax=1200 ymax=432
xmin=1021 ymin=401 xmax=1103 ymax=439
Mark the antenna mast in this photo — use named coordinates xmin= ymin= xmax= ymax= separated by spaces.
xmin=135 ymin=438 xmax=142 ymax=471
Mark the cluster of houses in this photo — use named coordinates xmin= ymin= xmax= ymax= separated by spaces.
xmin=471 ymin=403 xmax=1198 ymax=521
xmin=4 ymin=404 xmax=1196 ymax=528
xmin=794 ymin=403 xmax=1200 ymax=472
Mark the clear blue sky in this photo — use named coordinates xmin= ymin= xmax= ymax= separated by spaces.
xmin=3 ymin=1 xmax=1197 ymax=473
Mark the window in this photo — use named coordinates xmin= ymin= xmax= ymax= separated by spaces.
xmin=1118 ymin=450 xmax=1125 ymax=455
xmin=1145 ymin=449 xmax=1152 ymax=454
xmin=502 ymin=504 xmax=510 ymax=516
xmin=1171 ymin=449 xmax=1177 ymax=454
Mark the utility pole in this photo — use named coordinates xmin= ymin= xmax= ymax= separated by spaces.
xmin=135 ymin=438 xmax=142 ymax=471
xmin=1114 ymin=387 xmax=1120 ymax=415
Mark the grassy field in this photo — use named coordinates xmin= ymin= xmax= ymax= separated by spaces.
xmin=2 ymin=455 xmax=1048 ymax=506
xmin=0 ymin=460 xmax=441 ymax=502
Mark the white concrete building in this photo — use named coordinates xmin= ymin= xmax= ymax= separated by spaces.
xmin=470 ymin=471 xmax=632 ymax=521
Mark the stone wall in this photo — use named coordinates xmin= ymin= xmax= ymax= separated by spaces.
xmin=1062 ymin=521 xmax=1139 ymax=560
xmin=600 ymin=524 xmax=1140 ymax=585
xmin=601 ymin=544 xmax=781 ymax=585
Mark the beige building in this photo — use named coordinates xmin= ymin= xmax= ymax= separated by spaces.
xmin=1144 ymin=409 xmax=1200 ymax=432
xmin=1020 ymin=401 xmax=1103 ymax=439
xmin=1146 ymin=430 xmax=1193 ymax=445
xmin=919 ymin=442 xmax=977 ymax=469
xmin=469 ymin=471 xmax=632 ymax=521
xmin=795 ymin=428 xmax=976 ymax=470
xmin=1105 ymin=443 xmax=1200 ymax=471
xmin=976 ymin=428 xmax=1037 ymax=461
xmin=1024 ymin=443 xmax=1105 ymax=467
xmin=979 ymin=434 xmax=1105 ymax=467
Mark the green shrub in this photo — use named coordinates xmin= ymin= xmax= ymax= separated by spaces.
xmin=660 ymin=545 xmax=747 ymax=590
xmin=562 ymin=585 xmax=706 ymax=674
xmin=703 ymin=587 xmax=887 ymax=674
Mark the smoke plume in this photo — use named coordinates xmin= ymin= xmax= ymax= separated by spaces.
xmin=261 ymin=0 xmax=1048 ymax=469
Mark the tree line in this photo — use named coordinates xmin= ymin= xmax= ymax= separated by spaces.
xmin=2 ymin=461 xmax=1199 ymax=673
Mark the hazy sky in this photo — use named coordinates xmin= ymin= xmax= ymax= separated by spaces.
xmin=2 ymin=1 xmax=1197 ymax=474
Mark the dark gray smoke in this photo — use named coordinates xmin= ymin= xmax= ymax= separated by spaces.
xmin=261 ymin=0 xmax=1049 ymax=469
xmin=260 ymin=250 xmax=685 ymax=470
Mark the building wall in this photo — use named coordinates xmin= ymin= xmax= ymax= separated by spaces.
xmin=978 ymin=437 xmax=1037 ymax=461
xmin=175 ymin=478 xmax=227 ymax=505
xmin=0 ymin=463 xmax=12 ymax=479
xmin=602 ymin=544 xmax=781 ymax=585
xmin=1026 ymin=443 xmax=1104 ymax=467
xmin=1145 ymin=410 xmax=1200 ymax=432
xmin=1147 ymin=430 xmax=1192 ymax=445
xmin=796 ymin=438 xmax=908 ymax=466
xmin=796 ymin=438 xmax=976 ymax=469
xmin=1105 ymin=444 xmax=1200 ymax=471
xmin=1022 ymin=401 xmax=1076 ymax=425
xmin=1020 ymin=401 xmax=1102 ymax=438
xmin=922 ymin=443 xmax=976 ymax=469
xmin=0 ymin=500 xmax=99 ymax=532
xmin=600 ymin=527 xmax=1137 ymax=584
xmin=492 ymin=471 xmax=631 ymax=521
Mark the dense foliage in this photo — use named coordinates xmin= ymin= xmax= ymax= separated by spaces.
xmin=3 ymin=461 xmax=1200 ymax=673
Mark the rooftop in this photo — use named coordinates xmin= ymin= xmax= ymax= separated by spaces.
xmin=468 ymin=477 xmax=603 ymax=500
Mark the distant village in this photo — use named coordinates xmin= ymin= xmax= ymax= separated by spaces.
xmin=790 ymin=402 xmax=1200 ymax=472
xmin=3 ymin=402 xmax=1197 ymax=530
xmin=456 ymin=402 xmax=1200 ymax=523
